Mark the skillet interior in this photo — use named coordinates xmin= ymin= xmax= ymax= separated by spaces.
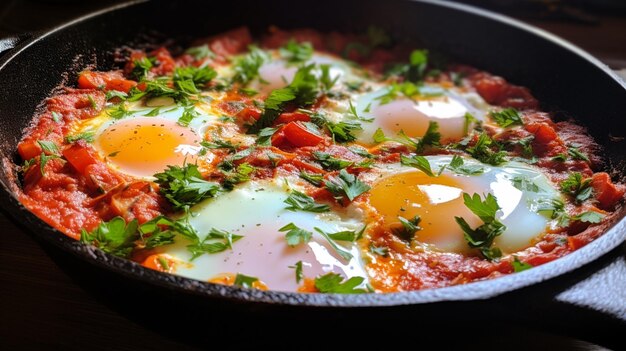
xmin=0 ymin=0 xmax=624 ymax=311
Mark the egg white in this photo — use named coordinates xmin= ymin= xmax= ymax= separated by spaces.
xmin=156 ymin=179 xmax=369 ymax=292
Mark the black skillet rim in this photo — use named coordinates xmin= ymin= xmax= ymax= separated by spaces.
xmin=0 ymin=0 xmax=625 ymax=308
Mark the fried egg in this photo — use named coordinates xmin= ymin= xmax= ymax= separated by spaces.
xmin=354 ymin=85 xmax=490 ymax=144
xmin=247 ymin=51 xmax=356 ymax=94
xmin=157 ymin=179 xmax=368 ymax=292
xmin=72 ymin=100 xmax=219 ymax=178
xmin=367 ymin=156 xmax=561 ymax=254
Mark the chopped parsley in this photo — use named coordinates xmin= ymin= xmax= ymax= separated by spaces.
xmin=221 ymin=162 xmax=256 ymax=190
xmin=445 ymin=155 xmax=485 ymax=175
xmin=386 ymin=49 xmax=429 ymax=83
xmin=369 ymin=244 xmax=389 ymax=257
xmin=400 ymin=155 xmax=435 ymax=177
xmin=178 ymin=105 xmax=199 ymax=127
xmin=568 ymin=145 xmax=590 ymax=162
xmin=466 ymin=133 xmax=507 ymax=165
xmin=511 ymin=176 xmax=540 ymax=192
xmin=310 ymin=112 xmax=361 ymax=143
xmin=233 ymin=273 xmax=259 ymax=288
xmin=247 ymin=64 xmax=319 ymax=133
xmin=373 ymin=121 xmax=440 ymax=152
xmin=255 ymin=127 xmax=278 ymax=146
xmin=314 ymin=273 xmax=367 ymax=294
xmin=153 ymin=164 xmax=220 ymax=211
xmin=279 ymin=40 xmax=313 ymax=63
xmin=489 ymin=108 xmax=523 ymax=128
xmin=129 ymin=57 xmax=155 ymax=81
xmin=320 ymin=64 xmax=339 ymax=92
xmin=289 ymin=261 xmax=304 ymax=283
xmin=393 ymin=215 xmax=422 ymax=243
xmin=512 ymin=256 xmax=532 ymax=272
xmin=454 ymin=193 xmax=506 ymax=260
xmin=65 ymin=131 xmax=95 ymax=144
xmin=571 ymin=211 xmax=605 ymax=223
xmin=284 ymin=190 xmax=330 ymax=213
xmin=232 ymin=46 xmax=268 ymax=85
xmin=80 ymin=217 xmax=139 ymax=258
xmin=559 ymin=172 xmax=593 ymax=204
xmin=51 ymin=111 xmax=62 ymax=123
xmin=106 ymin=103 xmax=132 ymax=119
xmin=299 ymin=171 xmax=324 ymax=187
xmin=185 ymin=45 xmax=215 ymax=60
xmin=279 ymin=223 xmax=313 ymax=247
xmin=323 ymin=169 xmax=370 ymax=202
xmin=312 ymin=151 xmax=353 ymax=170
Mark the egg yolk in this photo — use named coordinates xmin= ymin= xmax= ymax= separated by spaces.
xmin=369 ymin=170 xmax=480 ymax=253
xmin=96 ymin=117 xmax=199 ymax=177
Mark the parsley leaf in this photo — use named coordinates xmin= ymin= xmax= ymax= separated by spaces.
xmin=490 ymin=108 xmax=523 ymax=128
xmin=512 ymin=176 xmax=540 ymax=192
xmin=289 ymin=261 xmax=304 ymax=283
xmin=446 ymin=155 xmax=485 ymax=175
xmin=572 ymin=211 xmax=605 ymax=223
xmin=65 ymin=131 xmax=95 ymax=144
xmin=173 ymin=66 xmax=217 ymax=92
xmin=559 ymin=172 xmax=593 ymax=204
xmin=369 ymin=244 xmax=389 ymax=257
xmin=320 ymin=64 xmax=339 ymax=92
xmin=187 ymin=228 xmax=243 ymax=260
xmin=255 ymin=127 xmax=278 ymax=146
xmin=153 ymin=164 xmax=220 ymax=210
xmin=284 ymin=190 xmax=330 ymax=213
xmin=178 ymin=105 xmax=200 ymax=127
xmin=454 ymin=193 xmax=506 ymax=260
xmin=231 ymin=46 xmax=268 ymax=85
xmin=568 ymin=145 xmax=590 ymax=162
xmin=400 ymin=155 xmax=435 ymax=177
xmin=185 ymin=45 xmax=215 ymax=60
xmin=512 ymin=256 xmax=532 ymax=272
xmin=324 ymin=169 xmax=370 ymax=202
xmin=200 ymin=139 xmax=238 ymax=152
xmin=37 ymin=140 xmax=60 ymax=155
xmin=129 ymin=57 xmax=155 ymax=81
xmin=314 ymin=273 xmax=367 ymax=294
xmin=393 ymin=216 xmax=422 ymax=243
xmin=80 ymin=217 xmax=139 ymax=258
xmin=314 ymin=227 xmax=356 ymax=261
xmin=386 ymin=49 xmax=429 ymax=83
xmin=233 ymin=273 xmax=259 ymax=288
xmin=280 ymin=40 xmax=313 ymax=63
xmin=313 ymin=151 xmax=353 ymax=170
xmin=221 ymin=162 xmax=256 ymax=190
xmin=310 ymin=112 xmax=361 ymax=143
xmin=279 ymin=223 xmax=313 ymax=247
xmin=372 ymin=121 xmax=440 ymax=152
xmin=299 ymin=171 xmax=324 ymax=187
xmin=466 ymin=133 xmax=507 ymax=165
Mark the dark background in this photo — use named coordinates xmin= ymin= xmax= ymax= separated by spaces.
xmin=0 ymin=1 xmax=624 ymax=350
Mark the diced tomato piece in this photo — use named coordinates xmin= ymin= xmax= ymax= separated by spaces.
xmin=526 ymin=122 xmax=558 ymax=144
xmin=17 ymin=140 xmax=42 ymax=160
xmin=77 ymin=71 xmax=137 ymax=93
xmin=274 ymin=122 xmax=324 ymax=148
xmin=274 ymin=112 xmax=310 ymax=125
xmin=206 ymin=27 xmax=253 ymax=58
xmin=151 ymin=47 xmax=177 ymax=75
xmin=236 ymin=106 xmax=262 ymax=122
xmin=591 ymin=172 xmax=625 ymax=210
xmin=62 ymin=143 xmax=100 ymax=175
xmin=473 ymin=74 xmax=507 ymax=104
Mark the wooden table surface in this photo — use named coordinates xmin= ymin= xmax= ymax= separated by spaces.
xmin=0 ymin=1 xmax=624 ymax=350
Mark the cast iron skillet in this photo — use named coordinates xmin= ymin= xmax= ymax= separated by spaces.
xmin=0 ymin=0 xmax=624 ymax=346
